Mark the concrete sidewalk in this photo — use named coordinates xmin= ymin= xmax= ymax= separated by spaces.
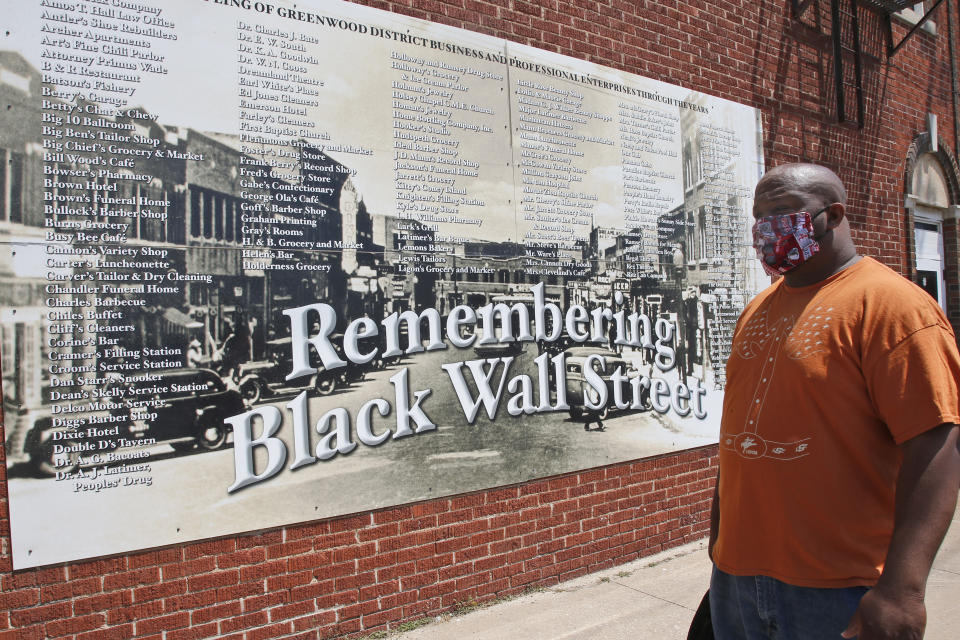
xmin=394 ymin=503 xmax=960 ymax=640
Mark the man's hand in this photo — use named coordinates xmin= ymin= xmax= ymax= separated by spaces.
xmin=708 ymin=472 xmax=719 ymax=562
xmin=842 ymin=422 xmax=959 ymax=640
xmin=841 ymin=586 xmax=925 ymax=640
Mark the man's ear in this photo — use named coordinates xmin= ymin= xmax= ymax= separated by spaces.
xmin=825 ymin=202 xmax=845 ymax=229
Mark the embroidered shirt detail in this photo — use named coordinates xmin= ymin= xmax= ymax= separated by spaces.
xmin=722 ymin=305 xmax=834 ymax=461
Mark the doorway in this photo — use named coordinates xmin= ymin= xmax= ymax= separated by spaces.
xmin=914 ymin=206 xmax=947 ymax=312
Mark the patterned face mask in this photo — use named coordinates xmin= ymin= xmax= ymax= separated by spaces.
xmin=751 ymin=207 xmax=828 ymax=277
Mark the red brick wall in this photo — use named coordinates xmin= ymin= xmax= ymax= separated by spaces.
xmin=3 ymin=0 xmax=954 ymax=638
xmin=0 ymin=442 xmax=716 ymax=639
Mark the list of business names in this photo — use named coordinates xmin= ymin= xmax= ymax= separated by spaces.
xmin=38 ymin=0 xmax=182 ymax=491
xmin=389 ymin=50 xmax=501 ymax=273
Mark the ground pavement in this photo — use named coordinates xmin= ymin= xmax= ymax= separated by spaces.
xmin=385 ymin=500 xmax=960 ymax=639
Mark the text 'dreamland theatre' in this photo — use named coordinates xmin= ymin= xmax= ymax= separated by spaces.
xmin=0 ymin=0 xmax=764 ymax=568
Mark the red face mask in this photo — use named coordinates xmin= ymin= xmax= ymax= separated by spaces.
xmin=751 ymin=207 xmax=828 ymax=277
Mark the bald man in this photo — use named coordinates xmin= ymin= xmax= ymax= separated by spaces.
xmin=708 ymin=164 xmax=960 ymax=639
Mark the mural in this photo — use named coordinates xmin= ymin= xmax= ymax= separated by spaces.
xmin=0 ymin=0 xmax=765 ymax=567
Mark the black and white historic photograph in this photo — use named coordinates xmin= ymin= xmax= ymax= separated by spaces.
xmin=0 ymin=0 xmax=764 ymax=568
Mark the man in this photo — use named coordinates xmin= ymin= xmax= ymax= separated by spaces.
xmin=709 ymin=163 xmax=960 ymax=639
xmin=186 ymin=338 xmax=203 ymax=368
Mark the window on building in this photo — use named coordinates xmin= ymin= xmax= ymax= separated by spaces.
xmin=685 ymin=211 xmax=696 ymax=261
xmin=915 ymin=210 xmax=946 ymax=311
xmin=1 ymin=323 xmax=15 ymax=402
xmin=216 ymin=195 xmax=225 ymax=239
xmin=136 ymin=182 xmax=167 ymax=243
xmin=90 ymin=176 xmax=108 ymax=223
xmin=697 ymin=140 xmax=706 ymax=181
xmin=190 ymin=187 xmax=201 ymax=237
xmin=226 ymin=200 xmax=235 ymax=242
xmin=234 ymin=201 xmax=243 ymax=241
xmin=0 ymin=149 xmax=24 ymax=223
xmin=0 ymin=149 xmax=7 ymax=222
xmin=118 ymin=182 xmax=137 ymax=239
xmin=202 ymin=191 xmax=213 ymax=239
xmin=698 ymin=207 xmax=708 ymax=260
xmin=909 ymin=152 xmax=951 ymax=313
xmin=167 ymin=190 xmax=184 ymax=245
xmin=190 ymin=285 xmax=207 ymax=307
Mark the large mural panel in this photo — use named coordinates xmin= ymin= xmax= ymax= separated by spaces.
xmin=0 ymin=0 xmax=765 ymax=568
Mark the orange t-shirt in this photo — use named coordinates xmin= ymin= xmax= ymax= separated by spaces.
xmin=714 ymin=257 xmax=960 ymax=588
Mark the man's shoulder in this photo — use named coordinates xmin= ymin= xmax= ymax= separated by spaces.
xmin=854 ymin=257 xmax=942 ymax=304
xmin=852 ymin=257 xmax=955 ymax=339
xmin=856 ymin=256 xmax=914 ymax=283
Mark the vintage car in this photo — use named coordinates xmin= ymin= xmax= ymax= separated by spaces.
xmin=472 ymin=294 xmax=531 ymax=359
xmin=473 ymin=339 xmax=525 ymax=358
xmin=6 ymin=368 xmax=244 ymax=476
xmin=108 ymin=368 xmax=245 ymax=452
xmin=4 ymin=400 xmax=77 ymax=477
xmin=537 ymin=334 xmax=577 ymax=357
xmin=563 ymin=346 xmax=650 ymax=421
xmin=235 ymin=335 xmax=365 ymax=404
xmin=367 ymin=329 xmax=404 ymax=370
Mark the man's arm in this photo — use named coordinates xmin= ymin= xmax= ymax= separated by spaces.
xmin=842 ymin=422 xmax=960 ymax=640
xmin=708 ymin=471 xmax=719 ymax=562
